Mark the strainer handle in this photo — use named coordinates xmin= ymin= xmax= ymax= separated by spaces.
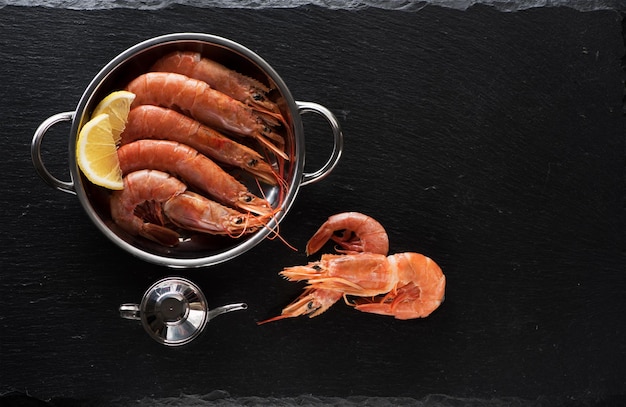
xmin=31 ymin=111 xmax=76 ymax=195
xmin=297 ymin=101 xmax=344 ymax=186
xmin=119 ymin=303 xmax=141 ymax=320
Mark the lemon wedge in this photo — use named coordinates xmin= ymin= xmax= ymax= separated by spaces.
xmin=91 ymin=90 xmax=135 ymax=144
xmin=76 ymin=113 xmax=124 ymax=190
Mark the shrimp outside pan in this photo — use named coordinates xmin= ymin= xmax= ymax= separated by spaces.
xmin=305 ymin=211 xmax=389 ymax=256
xmin=120 ymin=105 xmax=280 ymax=185
xmin=258 ymin=252 xmax=446 ymax=323
xmin=295 ymin=211 xmax=391 ymax=317
xmin=117 ymin=139 xmax=274 ymax=215
xmin=150 ymin=51 xmax=282 ymax=115
xmin=126 ymin=72 xmax=288 ymax=160
xmin=258 ymin=212 xmax=445 ymax=324
xmin=110 ymin=170 xmax=270 ymax=247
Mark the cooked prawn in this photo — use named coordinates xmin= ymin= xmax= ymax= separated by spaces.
xmin=294 ymin=211 xmax=390 ymax=317
xmin=126 ymin=72 xmax=288 ymax=160
xmin=258 ymin=252 xmax=445 ymax=323
xmin=306 ymin=212 xmax=389 ymax=256
xmin=150 ymin=51 xmax=282 ymax=115
xmin=110 ymin=170 xmax=268 ymax=246
xmin=117 ymin=139 xmax=274 ymax=215
xmin=120 ymin=105 xmax=280 ymax=185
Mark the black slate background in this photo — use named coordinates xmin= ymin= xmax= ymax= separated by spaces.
xmin=1 ymin=4 xmax=625 ymax=405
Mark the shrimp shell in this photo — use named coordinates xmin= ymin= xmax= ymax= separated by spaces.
xmin=150 ymin=51 xmax=281 ymax=115
xmin=305 ymin=212 xmax=389 ymax=256
xmin=111 ymin=170 xmax=269 ymax=247
xmin=117 ymin=139 xmax=273 ymax=215
xmin=259 ymin=252 xmax=445 ymax=323
xmin=126 ymin=72 xmax=288 ymax=160
xmin=110 ymin=169 xmax=185 ymax=247
xmin=120 ymin=105 xmax=280 ymax=185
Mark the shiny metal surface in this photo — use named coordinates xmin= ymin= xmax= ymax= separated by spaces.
xmin=30 ymin=33 xmax=344 ymax=268
xmin=30 ymin=111 xmax=76 ymax=194
xmin=120 ymin=277 xmax=247 ymax=346
xmin=296 ymin=101 xmax=343 ymax=186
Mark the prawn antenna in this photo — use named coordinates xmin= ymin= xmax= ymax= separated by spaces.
xmin=254 ymin=177 xmax=297 ymax=251
xmin=258 ymin=134 xmax=289 ymax=161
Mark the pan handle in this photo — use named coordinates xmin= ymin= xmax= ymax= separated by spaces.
xmin=297 ymin=101 xmax=343 ymax=186
xmin=31 ymin=111 xmax=76 ymax=195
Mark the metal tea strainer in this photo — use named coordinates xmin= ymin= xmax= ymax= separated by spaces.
xmin=120 ymin=277 xmax=247 ymax=346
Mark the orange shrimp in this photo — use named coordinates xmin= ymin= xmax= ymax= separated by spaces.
xmin=120 ymin=105 xmax=280 ymax=185
xmin=126 ymin=72 xmax=288 ymax=160
xmin=306 ymin=212 xmax=389 ymax=256
xmin=110 ymin=170 xmax=268 ymax=246
xmin=150 ymin=51 xmax=282 ymax=115
xmin=258 ymin=252 xmax=445 ymax=323
xmin=293 ymin=211 xmax=390 ymax=317
xmin=117 ymin=139 xmax=273 ymax=215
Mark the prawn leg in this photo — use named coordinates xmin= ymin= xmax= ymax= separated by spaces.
xmin=352 ymin=282 xmax=444 ymax=319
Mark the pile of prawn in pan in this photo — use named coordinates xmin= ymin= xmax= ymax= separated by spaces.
xmin=108 ymin=51 xmax=291 ymax=247
xmin=259 ymin=212 xmax=446 ymax=323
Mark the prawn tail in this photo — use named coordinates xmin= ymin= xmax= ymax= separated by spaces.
xmin=352 ymin=282 xmax=444 ymax=320
xmin=305 ymin=228 xmax=334 ymax=256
